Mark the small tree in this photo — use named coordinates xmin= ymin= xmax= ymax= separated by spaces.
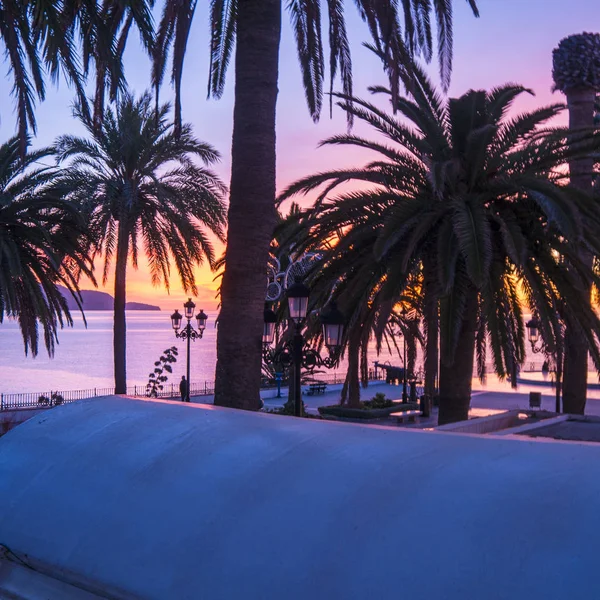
xmin=146 ymin=347 xmax=179 ymax=398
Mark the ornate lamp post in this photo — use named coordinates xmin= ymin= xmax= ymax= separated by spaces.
xmin=398 ymin=307 xmax=417 ymax=403
xmin=171 ymin=298 xmax=207 ymax=402
xmin=397 ymin=330 xmax=408 ymax=402
xmin=263 ymin=286 xmax=345 ymax=417
xmin=526 ymin=316 xmax=561 ymax=413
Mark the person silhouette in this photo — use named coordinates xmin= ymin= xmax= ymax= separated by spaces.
xmin=179 ymin=375 xmax=189 ymax=402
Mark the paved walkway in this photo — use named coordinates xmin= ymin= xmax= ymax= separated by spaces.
xmin=188 ymin=380 xmax=397 ymax=410
xmin=185 ymin=378 xmax=600 ymax=422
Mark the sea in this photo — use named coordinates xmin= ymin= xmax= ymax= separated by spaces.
xmin=0 ymin=311 xmax=403 ymax=395
xmin=2 ymin=310 xmax=579 ymax=397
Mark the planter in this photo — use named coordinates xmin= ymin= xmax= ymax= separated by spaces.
xmin=318 ymin=402 xmax=420 ymax=420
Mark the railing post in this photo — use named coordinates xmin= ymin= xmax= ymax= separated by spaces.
xmin=135 ymin=385 xmax=137 ymax=396
xmin=94 ymin=388 xmax=97 ymax=397
xmin=1 ymin=393 xmax=3 ymax=411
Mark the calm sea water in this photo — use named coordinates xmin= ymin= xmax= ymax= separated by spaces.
xmin=2 ymin=310 xmax=576 ymax=396
xmin=0 ymin=311 xmax=220 ymax=394
xmin=0 ymin=311 xmax=402 ymax=395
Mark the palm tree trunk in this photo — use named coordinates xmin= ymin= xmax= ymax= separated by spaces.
xmin=562 ymin=88 xmax=596 ymax=415
xmin=214 ymin=0 xmax=281 ymax=410
xmin=113 ymin=219 xmax=129 ymax=394
xmin=438 ymin=290 xmax=478 ymax=425
xmin=345 ymin=332 xmax=361 ymax=408
xmin=423 ymin=253 xmax=439 ymax=400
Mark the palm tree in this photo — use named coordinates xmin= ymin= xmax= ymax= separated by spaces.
xmin=56 ymin=92 xmax=227 ymax=394
xmin=276 ymin=192 xmax=424 ymax=409
xmin=0 ymin=137 xmax=93 ymax=357
xmin=150 ymin=0 xmax=480 ymax=409
xmin=0 ymin=0 xmax=153 ymax=155
xmin=196 ymin=0 xmax=479 ymax=411
xmin=281 ymin=73 xmax=600 ymax=424
xmin=552 ymin=33 xmax=600 ymax=414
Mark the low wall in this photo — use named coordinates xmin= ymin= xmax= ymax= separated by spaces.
xmin=497 ymin=415 xmax=569 ymax=436
xmin=0 ymin=407 xmax=47 ymax=435
xmin=436 ymin=410 xmax=522 ymax=434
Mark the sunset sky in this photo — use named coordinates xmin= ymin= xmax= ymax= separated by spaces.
xmin=0 ymin=0 xmax=594 ymax=311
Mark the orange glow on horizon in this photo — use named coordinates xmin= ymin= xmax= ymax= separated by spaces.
xmin=87 ymin=250 xmax=223 ymax=312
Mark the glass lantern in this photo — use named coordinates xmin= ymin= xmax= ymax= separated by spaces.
xmin=263 ymin=305 xmax=277 ymax=346
xmin=320 ymin=302 xmax=345 ymax=351
xmin=196 ymin=309 xmax=208 ymax=332
xmin=184 ymin=298 xmax=196 ymax=320
xmin=287 ymin=282 xmax=310 ymax=324
xmin=526 ymin=317 xmax=540 ymax=344
xmin=171 ymin=309 xmax=183 ymax=331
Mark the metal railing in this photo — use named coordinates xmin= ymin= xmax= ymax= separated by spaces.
xmin=0 ymin=371 xmax=388 ymax=412
xmin=0 ymin=381 xmax=218 ymax=411
xmin=0 ymin=387 xmax=117 ymax=411
xmin=138 ymin=381 xmax=215 ymax=399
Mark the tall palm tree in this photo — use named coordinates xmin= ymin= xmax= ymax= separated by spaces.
xmin=0 ymin=0 xmax=154 ymax=155
xmin=0 ymin=137 xmax=93 ymax=357
xmin=281 ymin=73 xmax=600 ymax=424
xmin=552 ymin=32 xmax=600 ymax=414
xmin=178 ymin=0 xmax=477 ymax=411
xmin=155 ymin=0 xmax=480 ymax=132
xmin=276 ymin=199 xmax=423 ymax=408
xmin=56 ymin=92 xmax=227 ymax=394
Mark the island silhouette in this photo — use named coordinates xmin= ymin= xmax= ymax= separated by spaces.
xmin=58 ymin=286 xmax=160 ymax=311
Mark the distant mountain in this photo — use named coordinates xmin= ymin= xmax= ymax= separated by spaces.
xmin=124 ymin=302 xmax=161 ymax=311
xmin=58 ymin=287 xmax=160 ymax=311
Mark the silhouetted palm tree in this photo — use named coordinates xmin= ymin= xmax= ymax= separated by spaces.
xmin=552 ymin=32 xmax=600 ymax=414
xmin=56 ymin=92 xmax=227 ymax=393
xmin=275 ymin=198 xmax=423 ymax=408
xmin=0 ymin=0 xmax=153 ymax=154
xmin=0 ymin=137 xmax=93 ymax=357
xmin=281 ymin=72 xmax=600 ymax=424
xmin=164 ymin=0 xmax=476 ymax=411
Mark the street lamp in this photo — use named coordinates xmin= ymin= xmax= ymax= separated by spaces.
xmin=171 ymin=298 xmax=206 ymax=402
xmin=263 ymin=304 xmax=277 ymax=346
xmin=526 ymin=315 xmax=562 ymax=413
xmin=320 ymin=302 xmax=345 ymax=351
xmin=398 ymin=308 xmax=416 ymax=403
xmin=263 ymin=304 xmax=283 ymax=397
xmin=263 ymin=289 xmax=345 ymax=417
xmin=399 ymin=330 xmax=408 ymax=402
xmin=526 ymin=317 xmax=542 ymax=352
xmin=287 ymin=282 xmax=310 ymax=323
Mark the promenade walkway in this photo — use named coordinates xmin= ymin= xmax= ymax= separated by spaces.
xmin=189 ymin=377 xmax=600 ymax=419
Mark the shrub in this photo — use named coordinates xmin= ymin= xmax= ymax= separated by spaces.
xmin=146 ymin=347 xmax=179 ymax=397
xmin=51 ymin=393 xmax=64 ymax=406
xmin=37 ymin=393 xmax=64 ymax=406
xmin=363 ymin=392 xmax=395 ymax=410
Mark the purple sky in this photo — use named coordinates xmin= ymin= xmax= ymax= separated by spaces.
xmin=0 ymin=0 xmax=594 ymax=307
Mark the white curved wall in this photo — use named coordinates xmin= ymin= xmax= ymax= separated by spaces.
xmin=0 ymin=397 xmax=599 ymax=599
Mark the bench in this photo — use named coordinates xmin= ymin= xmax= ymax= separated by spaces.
xmin=306 ymin=382 xmax=327 ymax=395
xmin=390 ymin=410 xmax=421 ymax=424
